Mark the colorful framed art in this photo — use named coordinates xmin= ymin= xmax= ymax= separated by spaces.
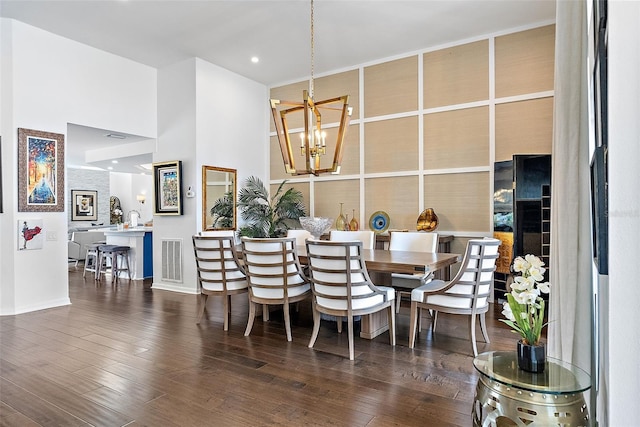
xmin=17 ymin=128 xmax=65 ymax=212
xmin=71 ymin=189 xmax=98 ymax=221
xmin=153 ymin=160 xmax=183 ymax=215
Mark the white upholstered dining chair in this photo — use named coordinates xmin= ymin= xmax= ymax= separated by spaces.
xmin=286 ymin=229 xmax=313 ymax=246
xmin=241 ymin=237 xmax=311 ymax=341
xmin=388 ymin=231 xmax=438 ymax=313
xmin=408 ymin=238 xmax=500 ymax=356
xmin=305 ymin=239 xmax=396 ymax=360
xmin=329 ymin=230 xmax=375 ymax=250
xmin=192 ymin=231 xmax=248 ymax=330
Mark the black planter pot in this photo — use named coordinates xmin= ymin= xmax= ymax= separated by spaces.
xmin=517 ymin=340 xmax=546 ymax=373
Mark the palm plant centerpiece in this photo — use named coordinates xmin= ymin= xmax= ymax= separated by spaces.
xmin=237 ymin=176 xmax=305 ymax=238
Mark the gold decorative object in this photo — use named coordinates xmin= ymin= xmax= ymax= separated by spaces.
xmin=349 ymin=209 xmax=359 ymax=231
xmin=417 ymin=208 xmax=438 ymax=231
xmin=335 ymin=203 xmax=347 ymax=231
xmin=269 ymin=0 xmax=352 ymax=176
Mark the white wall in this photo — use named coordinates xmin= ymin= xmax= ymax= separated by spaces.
xmin=0 ymin=19 xmax=157 ymax=314
xmin=151 ymin=57 xmax=267 ymax=294
xmin=109 ymin=172 xmax=153 ymax=224
xmin=606 ymin=1 xmax=640 ymax=424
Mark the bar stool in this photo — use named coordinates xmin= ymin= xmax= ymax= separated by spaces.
xmin=83 ymin=242 xmax=103 ymax=279
xmin=97 ymin=244 xmax=131 ymax=283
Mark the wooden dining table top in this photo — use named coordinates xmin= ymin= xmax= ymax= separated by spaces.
xmin=295 ymin=246 xmax=461 ymax=275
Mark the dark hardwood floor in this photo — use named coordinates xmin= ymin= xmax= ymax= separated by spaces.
xmin=0 ymin=267 xmax=519 ymax=426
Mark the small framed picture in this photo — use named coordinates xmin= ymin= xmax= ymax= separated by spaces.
xmin=153 ymin=160 xmax=183 ymax=215
xmin=71 ymin=189 xmax=98 ymax=221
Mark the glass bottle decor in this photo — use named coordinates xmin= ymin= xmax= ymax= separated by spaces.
xmin=349 ymin=209 xmax=359 ymax=231
xmin=335 ymin=203 xmax=347 ymax=231
xmin=344 ymin=213 xmax=350 ymax=231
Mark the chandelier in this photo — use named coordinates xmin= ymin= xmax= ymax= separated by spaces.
xmin=270 ymin=0 xmax=352 ymax=176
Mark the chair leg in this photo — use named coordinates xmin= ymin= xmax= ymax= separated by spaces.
xmin=480 ymin=312 xmax=490 ymax=343
xmin=223 ymin=294 xmax=230 ymax=331
xmin=418 ymin=307 xmax=422 ymax=333
xmin=196 ymin=294 xmax=207 ymax=324
xmin=262 ymin=304 xmax=269 ymax=321
xmin=347 ymin=316 xmax=355 ymax=361
xmin=283 ymin=303 xmax=292 ymax=342
xmin=387 ymin=305 xmax=396 ymax=346
xmin=432 ymin=311 xmax=439 ymax=332
xmin=245 ymin=301 xmax=256 ymax=336
xmin=409 ymin=301 xmax=418 ymax=348
xmin=395 ymin=292 xmax=401 ymax=313
xmin=470 ymin=314 xmax=479 ymax=357
xmin=337 ymin=316 xmax=342 ymax=333
xmin=308 ymin=304 xmax=321 ymax=349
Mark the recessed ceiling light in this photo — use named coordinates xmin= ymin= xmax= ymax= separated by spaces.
xmin=108 ymin=166 xmax=113 ymax=170
xmin=112 ymin=160 xmax=118 ymax=164
xmin=106 ymin=133 xmax=126 ymax=139
xmin=251 ymin=56 xmax=259 ymax=64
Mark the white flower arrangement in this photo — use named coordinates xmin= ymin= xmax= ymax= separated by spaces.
xmin=500 ymin=254 xmax=551 ymax=346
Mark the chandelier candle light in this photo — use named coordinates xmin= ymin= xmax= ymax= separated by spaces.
xmin=270 ymin=0 xmax=353 ymax=176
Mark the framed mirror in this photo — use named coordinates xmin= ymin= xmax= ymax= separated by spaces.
xmin=202 ymin=166 xmax=237 ymax=231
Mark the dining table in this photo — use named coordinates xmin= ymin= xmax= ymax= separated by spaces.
xmin=296 ymin=245 xmax=461 ymax=339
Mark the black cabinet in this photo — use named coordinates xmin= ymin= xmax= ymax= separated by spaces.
xmin=493 ymin=154 xmax=552 ymax=298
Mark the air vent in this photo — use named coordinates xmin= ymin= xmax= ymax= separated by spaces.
xmin=161 ymin=238 xmax=183 ymax=283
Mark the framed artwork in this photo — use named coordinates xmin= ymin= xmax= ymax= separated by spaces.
xmin=153 ymin=160 xmax=183 ymax=215
xmin=18 ymin=219 xmax=44 ymax=251
xmin=17 ymin=128 xmax=65 ymax=212
xmin=71 ymin=189 xmax=98 ymax=221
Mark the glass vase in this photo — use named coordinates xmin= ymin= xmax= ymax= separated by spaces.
xmin=349 ymin=209 xmax=359 ymax=231
xmin=335 ymin=203 xmax=347 ymax=231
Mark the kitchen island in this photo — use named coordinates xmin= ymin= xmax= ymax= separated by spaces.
xmin=103 ymin=227 xmax=152 ymax=281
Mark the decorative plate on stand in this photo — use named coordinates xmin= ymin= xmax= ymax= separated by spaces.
xmin=369 ymin=211 xmax=390 ymax=233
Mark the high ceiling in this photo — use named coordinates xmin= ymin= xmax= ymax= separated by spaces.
xmin=2 ymin=0 xmax=556 ymax=173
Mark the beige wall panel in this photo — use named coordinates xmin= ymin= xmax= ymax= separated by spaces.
xmin=270 ymin=182 xmax=311 ymax=217
xmin=365 ymin=176 xmax=419 ymax=231
xmin=495 ymin=25 xmax=555 ymax=98
xmin=424 ymin=106 xmax=489 ymax=169
xmin=424 ymin=172 xmax=490 ymax=232
xmin=424 ymin=40 xmax=489 ymax=108
xmin=495 ymin=97 xmax=553 ymax=162
xmin=314 ymin=180 xmax=360 ymax=229
xmin=365 ymin=117 xmax=418 ymax=173
xmin=364 ymin=56 xmax=418 ymax=118
xmin=314 ymin=69 xmax=360 ymax=121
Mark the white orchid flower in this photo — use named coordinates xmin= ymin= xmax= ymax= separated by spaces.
xmin=537 ymin=282 xmax=551 ymax=294
xmin=528 ymin=266 xmax=546 ymax=282
xmin=502 ymin=302 xmax=516 ymax=321
xmin=513 ymin=256 xmax=529 ymax=273
xmin=525 ymin=254 xmax=545 ymax=268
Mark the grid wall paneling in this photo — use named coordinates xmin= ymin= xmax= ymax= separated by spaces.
xmin=495 ymin=97 xmax=554 ymax=161
xmin=364 ymin=117 xmax=419 ymax=174
xmin=365 ymin=176 xmax=420 ymax=231
xmin=268 ymin=24 xmax=554 ymax=241
xmin=423 ymin=40 xmax=490 ymax=108
xmin=364 ymin=56 xmax=418 ymax=118
xmin=495 ymin=25 xmax=556 ymax=98
xmin=314 ymin=69 xmax=361 ymax=120
xmin=313 ymin=180 xmax=360 ymax=228
xmin=424 ymin=172 xmax=491 ymax=232
xmin=269 ymin=80 xmax=309 ymax=133
xmin=424 ymin=106 xmax=490 ymax=169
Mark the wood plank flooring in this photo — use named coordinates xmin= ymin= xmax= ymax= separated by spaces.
xmin=0 ymin=267 xmax=520 ymax=426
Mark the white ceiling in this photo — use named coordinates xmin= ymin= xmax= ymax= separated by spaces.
xmin=2 ymin=0 xmax=556 ymax=173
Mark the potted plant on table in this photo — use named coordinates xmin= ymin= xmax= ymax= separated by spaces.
xmin=237 ymin=176 xmax=305 ymax=238
xmin=500 ymin=254 xmax=551 ymax=373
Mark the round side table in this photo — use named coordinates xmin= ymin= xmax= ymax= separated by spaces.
xmin=472 ymin=351 xmax=591 ymax=427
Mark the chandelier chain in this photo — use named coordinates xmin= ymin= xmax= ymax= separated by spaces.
xmin=310 ymin=0 xmax=315 ymax=98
